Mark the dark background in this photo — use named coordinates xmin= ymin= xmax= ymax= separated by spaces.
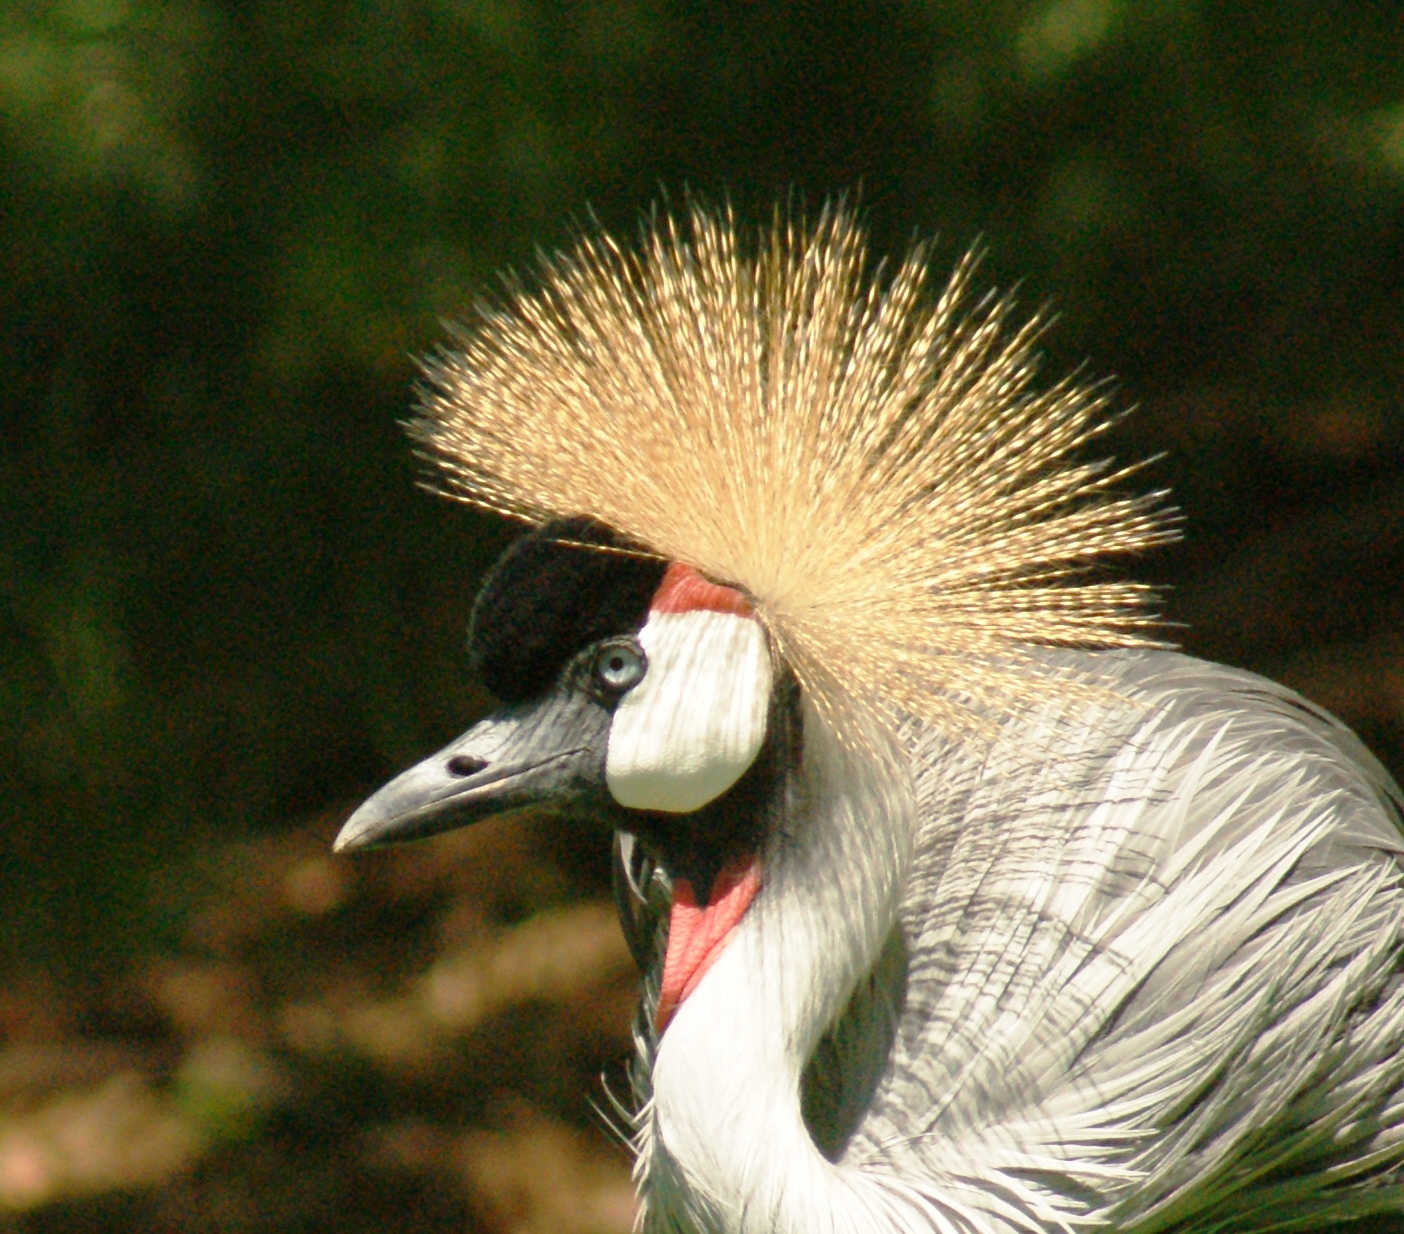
xmin=4 ymin=1 xmax=1404 ymax=1229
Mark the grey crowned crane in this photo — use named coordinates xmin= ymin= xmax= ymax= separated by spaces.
xmin=333 ymin=206 xmax=1404 ymax=1234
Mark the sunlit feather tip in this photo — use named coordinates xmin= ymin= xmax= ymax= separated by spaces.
xmin=412 ymin=202 xmax=1179 ymax=738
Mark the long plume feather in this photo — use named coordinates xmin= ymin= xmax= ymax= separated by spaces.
xmin=414 ymin=202 xmax=1178 ymax=737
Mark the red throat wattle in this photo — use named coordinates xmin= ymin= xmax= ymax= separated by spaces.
xmin=655 ymin=854 xmax=763 ymax=1031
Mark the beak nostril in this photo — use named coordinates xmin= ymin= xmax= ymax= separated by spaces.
xmin=447 ymin=754 xmax=488 ymax=777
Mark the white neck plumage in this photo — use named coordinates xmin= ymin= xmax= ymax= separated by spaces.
xmin=638 ymin=704 xmax=922 ymax=1234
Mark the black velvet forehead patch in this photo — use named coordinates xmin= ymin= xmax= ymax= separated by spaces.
xmin=468 ymin=518 xmax=669 ymax=702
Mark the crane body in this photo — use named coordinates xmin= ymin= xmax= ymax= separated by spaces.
xmin=333 ymin=207 xmax=1404 ymax=1233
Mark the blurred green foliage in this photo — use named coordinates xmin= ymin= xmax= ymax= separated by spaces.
xmin=2 ymin=0 xmax=1404 ymax=977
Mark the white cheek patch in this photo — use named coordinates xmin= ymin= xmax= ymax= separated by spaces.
xmin=606 ymin=609 xmax=772 ymax=813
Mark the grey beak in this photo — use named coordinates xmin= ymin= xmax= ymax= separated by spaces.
xmin=332 ymin=690 xmax=611 ymax=853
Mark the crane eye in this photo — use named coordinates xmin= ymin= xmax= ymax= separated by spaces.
xmin=596 ymin=640 xmax=646 ymax=693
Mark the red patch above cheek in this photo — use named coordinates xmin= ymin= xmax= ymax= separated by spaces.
xmin=650 ymin=562 xmax=754 ymax=617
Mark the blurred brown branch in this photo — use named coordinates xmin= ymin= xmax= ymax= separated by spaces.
xmin=0 ymin=811 xmax=637 ymax=1231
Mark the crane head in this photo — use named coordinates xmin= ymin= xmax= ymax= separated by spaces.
xmin=332 ymin=202 xmax=1180 ymax=1040
xmin=333 ymin=517 xmax=780 ymax=886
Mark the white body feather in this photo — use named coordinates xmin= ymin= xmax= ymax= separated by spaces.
xmin=632 ymin=650 xmax=1404 ymax=1233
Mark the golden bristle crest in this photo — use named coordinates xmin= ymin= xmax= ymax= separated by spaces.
xmin=414 ymin=204 xmax=1177 ymax=739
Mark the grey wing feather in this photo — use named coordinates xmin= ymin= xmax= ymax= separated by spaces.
xmin=837 ymin=650 xmax=1404 ymax=1232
